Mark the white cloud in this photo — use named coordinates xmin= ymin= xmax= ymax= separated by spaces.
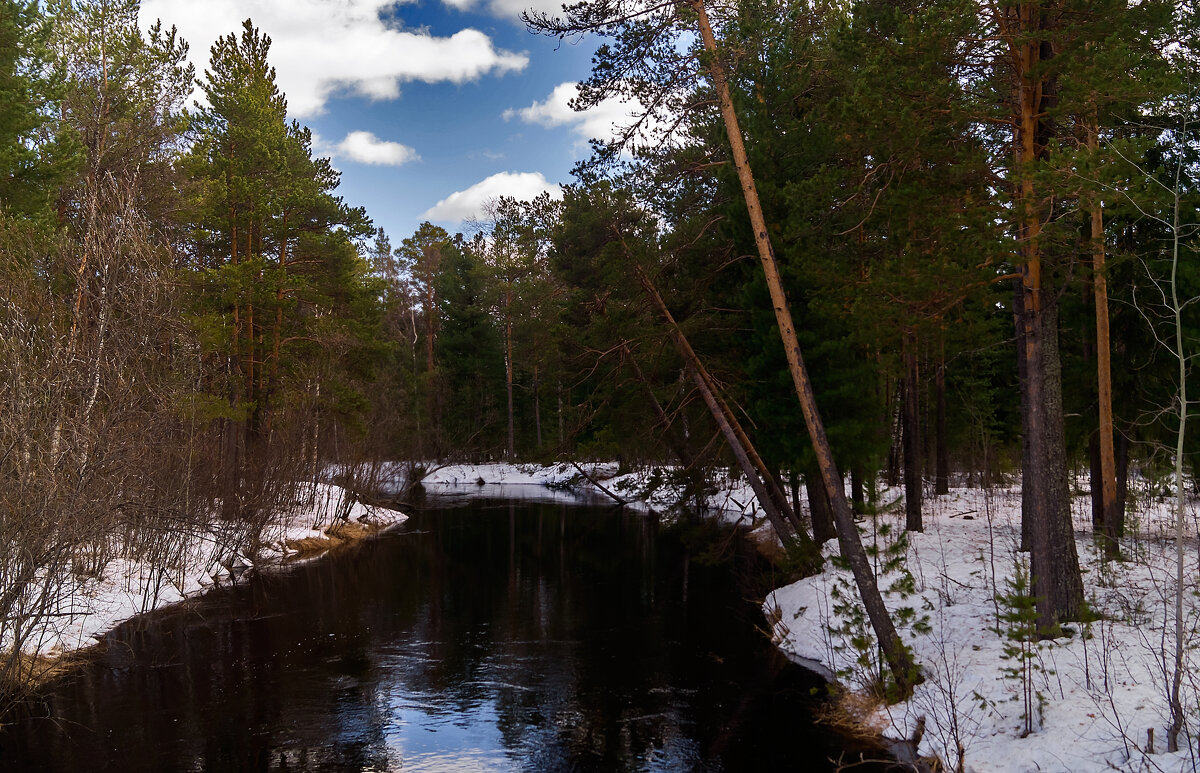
xmin=139 ymin=0 xmax=529 ymax=117
xmin=442 ymin=0 xmax=566 ymax=21
xmin=422 ymin=172 xmax=562 ymax=223
xmin=503 ymin=82 xmax=653 ymax=148
xmin=336 ymin=131 xmax=419 ymax=166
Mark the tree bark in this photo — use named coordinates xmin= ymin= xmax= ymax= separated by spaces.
xmin=1087 ymin=117 xmax=1119 ymax=557
xmin=1003 ymin=3 xmax=1083 ymax=625
xmin=504 ymin=290 xmax=515 ymax=462
xmin=935 ymin=342 xmax=949 ymax=495
xmin=851 ymin=467 xmax=865 ymax=515
xmin=1115 ymin=428 xmax=1129 ymax=539
xmin=1039 ymin=296 xmax=1084 ymax=622
xmin=903 ymin=330 xmax=923 ymax=531
xmin=692 ymin=0 xmax=918 ymax=694
xmin=1014 ymin=278 xmax=1032 ymax=552
xmin=806 ymin=471 xmax=836 ymax=544
xmin=533 ymin=364 xmax=543 ymax=452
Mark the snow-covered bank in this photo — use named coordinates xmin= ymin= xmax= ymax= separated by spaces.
xmin=404 ymin=460 xmax=770 ymax=522
xmin=20 ymin=483 xmax=407 ymax=664
xmin=768 ymin=483 xmax=1200 ymax=773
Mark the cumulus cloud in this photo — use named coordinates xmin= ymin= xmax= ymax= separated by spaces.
xmin=442 ymin=0 xmax=566 ymax=21
xmin=503 ymin=82 xmax=653 ymax=148
xmin=139 ymin=0 xmax=529 ymax=117
xmin=335 ymin=131 xmax=419 ymax=166
xmin=422 ymin=172 xmax=562 ymax=223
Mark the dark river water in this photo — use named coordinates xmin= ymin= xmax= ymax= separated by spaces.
xmin=0 ymin=493 xmax=886 ymax=772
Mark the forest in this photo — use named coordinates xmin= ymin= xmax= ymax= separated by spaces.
xmin=1 ymin=0 xmax=1199 ymax=765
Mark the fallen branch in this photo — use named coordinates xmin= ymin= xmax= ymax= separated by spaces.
xmin=571 ymin=461 xmax=628 ymax=506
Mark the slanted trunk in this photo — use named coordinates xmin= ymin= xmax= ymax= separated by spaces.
xmin=806 ymin=471 xmax=835 ymax=544
xmin=692 ymin=0 xmax=918 ymax=694
xmin=634 ymin=265 xmax=812 ymax=548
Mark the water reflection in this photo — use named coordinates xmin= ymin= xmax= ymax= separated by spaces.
xmin=0 ymin=497 xmax=883 ymax=772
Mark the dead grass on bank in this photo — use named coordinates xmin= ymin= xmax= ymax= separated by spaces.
xmin=816 ymin=687 xmax=891 ymax=743
xmin=2 ymin=646 xmax=96 ymax=697
xmin=283 ymin=519 xmax=383 ymax=558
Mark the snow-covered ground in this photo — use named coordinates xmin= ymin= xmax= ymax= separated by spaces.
xmin=404 ymin=460 xmax=769 ymax=520
xmin=23 ymin=482 xmax=407 ymax=661
xmin=768 ymin=482 xmax=1200 ymax=773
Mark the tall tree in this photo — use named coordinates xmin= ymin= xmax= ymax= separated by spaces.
xmin=188 ymin=19 xmax=380 ymax=513
xmin=981 ymin=1 xmax=1086 ymax=626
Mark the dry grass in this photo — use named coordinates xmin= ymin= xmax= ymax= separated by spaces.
xmin=2 ymin=646 xmax=96 ymax=694
xmin=816 ymin=686 xmax=891 ymax=743
xmin=284 ymin=535 xmax=341 ymax=556
xmin=326 ymin=521 xmax=375 ymax=541
xmin=284 ymin=519 xmax=380 ymax=558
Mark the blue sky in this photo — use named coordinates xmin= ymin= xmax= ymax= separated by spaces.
xmin=138 ymin=0 xmax=630 ymax=244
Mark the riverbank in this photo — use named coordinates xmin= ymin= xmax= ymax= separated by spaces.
xmin=767 ymin=481 xmax=1200 ymax=773
xmin=12 ymin=482 xmax=408 ymax=680
xmin=396 ymin=460 xmax=770 ymax=522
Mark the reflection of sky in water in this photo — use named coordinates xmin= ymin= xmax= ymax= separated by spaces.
xmin=371 ymin=642 xmax=563 ymax=771
xmin=379 ymin=696 xmax=509 ymax=772
xmin=416 ymin=483 xmax=619 ymax=509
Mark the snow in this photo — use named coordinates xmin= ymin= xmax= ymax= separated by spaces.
xmin=767 ymin=482 xmax=1200 ymax=773
xmin=19 ymin=482 xmax=408 ymax=661
xmin=407 ymin=461 xmax=769 ymax=522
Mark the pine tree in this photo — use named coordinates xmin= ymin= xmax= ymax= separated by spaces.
xmin=0 ymin=0 xmax=77 ymax=217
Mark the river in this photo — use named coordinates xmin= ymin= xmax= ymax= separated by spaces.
xmin=0 ymin=492 xmax=886 ymax=771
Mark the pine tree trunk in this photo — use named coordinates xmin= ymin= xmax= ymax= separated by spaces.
xmin=903 ymin=331 xmax=923 ymax=531
xmin=1014 ymin=278 xmax=1033 ymax=552
xmin=806 ymin=471 xmax=836 ymax=544
xmin=505 ymin=292 xmax=515 ymax=462
xmin=692 ymin=0 xmax=917 ymax=694
xmin=1087 ymin=117 xmax=1119 ymax=557
xmin=1040 ymin=296 xmax=1084 ymax=621
xmin=1089 ymin=433 xmax=1104 ymax=532
xmin=1007 ymin=0 xmax=1084 ymax=628
xmin=1115 ymin=428 xmax=1129 ymax=539
xmin=851 ymin=467 xmax=865 ymax=515
xmin=533 ymin=365 xmax=543 ymax=452
xmin=935 ymin=344 xmax=949 ymax=495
